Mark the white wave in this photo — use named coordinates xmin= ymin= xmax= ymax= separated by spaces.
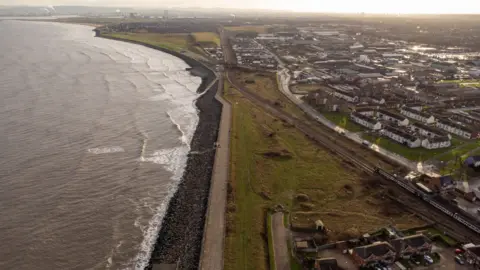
xmin=87 ymin=147 xmax=124 ymax=154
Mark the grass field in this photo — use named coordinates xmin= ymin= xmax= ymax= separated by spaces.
xmin=322 ymin=112 xmax=366 ymax=133
xmin=223 ymin=80 xmax=423 ymax=270
xmin=436 ymin=140 xmax=480 ymax=162
xmin=362 ymin=134 xmax=463 ymax=161
xmin=192 ymin=32 xmax=220 ymax=46
xmin=290 ymin=84 xmax=322 ymax=94
xmin=234 ymin=71 xmax=307 ymax=120
xmin=103 ymin=32 xmax=189 ymax=52
xmin=225 ymin=25 xmax=270 ymax=33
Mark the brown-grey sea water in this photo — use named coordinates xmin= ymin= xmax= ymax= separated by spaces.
xmin=0 ymin=20 xmax=201 ymax=269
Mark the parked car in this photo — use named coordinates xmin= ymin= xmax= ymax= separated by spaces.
xmin=455 ymin=248 xmax=464 ymax=254
xmin=455 ymin=255 xmax=465 ymax=265
xmin=424 ymin=254 xmax=434 ymax=264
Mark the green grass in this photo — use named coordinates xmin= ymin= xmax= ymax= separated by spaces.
xmin=322 ymin=112 xmax=366 ymax=132
xmin=436 ymin=140 xmax=480 ymax=162
xmin=192 ymin=32 xmax=220 ymax=46
xmin=425 ymin=227 xmax=458 ymax=246
xmin=267 ymin=213 xmax=276 ymax=270
xmin=103 ymin=32 xmax=188 ymax=52
xmin=283 ymin=213 xmax=289 ymax=228
xmin=223 ymin=81 xmax=424 ymax=270
xmin=286 ymin=234 xmax=303 ymax=270
xmin=362 ymin=134 xmax=462 ymax=161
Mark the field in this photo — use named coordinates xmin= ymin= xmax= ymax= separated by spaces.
xmin=223 ymin=80 xmax=423 ymax=270
xmin=192 ymin=32 xmax=220 ymax=47
xmin=439 ymin=79 xmax=480 ymax=88
xmin=436 ymin=140 xmax=480 ymax=162
xmin=103 ymin=32 xmax=189 ymax=52
xmin=290 ymin=84 xmax=322 ymax=94
xmin=322 ymin=112 xmax=366 ymax=133
xmin=362 ymin=134 xmax=464 ymax=161
xmin=225 ymin=25 xmax=270 ymax=33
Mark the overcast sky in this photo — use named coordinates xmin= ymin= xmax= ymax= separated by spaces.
xmin=1 ymin=0 xmax=480 ymax=14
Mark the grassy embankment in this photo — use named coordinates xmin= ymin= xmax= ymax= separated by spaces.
xmin=362 ymin=134 xmax=466 ymax=162
xmin=102 ymin=32 xmax=220 ymax=60
xmin=223 ymin=77 xmax=423 ymax=270
xmin=439 ymin=79 xmax=480 ymax=88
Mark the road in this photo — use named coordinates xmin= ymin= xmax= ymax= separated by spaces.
xmin=199 ymin=74 xmax=231 ymax=270
xmin=271 ymin=213 xmax=290 ymax=270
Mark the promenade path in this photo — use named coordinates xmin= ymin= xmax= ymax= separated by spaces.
xmin=199 ymin=74 xmax=231 ymax=270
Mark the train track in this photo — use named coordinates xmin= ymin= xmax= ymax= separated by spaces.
xmin=224 ymin=70 xmax=480 ymax=243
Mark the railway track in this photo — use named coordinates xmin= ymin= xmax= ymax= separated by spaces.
xmin=225 ymin=70 xmax=480 ymax=243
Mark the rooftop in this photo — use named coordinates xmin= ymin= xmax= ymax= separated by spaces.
xmin=353 ymin=242 xmax=395 ymax=259
xmin=352 ymin=112 xmax=379 ymax=125
xmin=378 ymin=109 xmax=407 ymax=121
xmin=383 ymin=125 xmax=418 ymax=142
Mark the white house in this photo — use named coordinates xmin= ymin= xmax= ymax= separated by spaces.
xmin=371 ymin=97 xmax=385 ymax=104
xmin=436 ymin=119 xmax=478 ymax=139
xmin=356 ymin=108 xmax=375 ymax=117
xmin=333 ymin=89 xmax=359 ymax=103
xmin=422 ymin=136 xmax=451 ymax=149
xmin=351 ymin=112 xmax=382 ymax=130
xmin=400 ymin=107 xmax=435 ymax=124
xmin=378 ymin=110 xmax=409 ymax=126
xmin=381 ymin=126 xmax=421 ymax=148
xmin=410 ymin=122 xmax=447 ymax=139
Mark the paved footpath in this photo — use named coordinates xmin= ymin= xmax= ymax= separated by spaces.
xmin=199 ymin=74 xmax=231 ymax=270
xmin=272 ymin=212 xmax=290 ymax=270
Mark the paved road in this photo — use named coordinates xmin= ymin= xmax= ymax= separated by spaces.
xmin=272 ymin=213 xmax=290 ymax=270
xmin=199 ymin=74 xmax=231 ymax=270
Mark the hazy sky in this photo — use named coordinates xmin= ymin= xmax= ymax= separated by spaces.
xmin=2 ymin=0 xmax=480 ymax=14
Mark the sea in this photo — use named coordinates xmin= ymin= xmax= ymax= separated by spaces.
xmin=0 ymin=20 xmax=202 ymax=270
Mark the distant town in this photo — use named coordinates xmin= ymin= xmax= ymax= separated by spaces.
xmin=7 ymin=6 xmax=480 ymax=270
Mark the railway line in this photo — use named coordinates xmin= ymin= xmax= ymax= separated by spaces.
xmin=224 ymin=70 xmax=480 ymax=243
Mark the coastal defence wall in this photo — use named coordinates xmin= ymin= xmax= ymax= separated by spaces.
xmin=198 ymin=75 xmax=231 ymax=270
xmin=94 ymin=30 xmax=222 ymax=270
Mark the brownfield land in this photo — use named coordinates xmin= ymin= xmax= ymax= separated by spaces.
xmin=222 ymin=78 xmax=424 ymax=270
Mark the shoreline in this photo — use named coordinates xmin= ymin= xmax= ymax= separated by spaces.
xmin=95 ymin=31 xmax=222 ymax=269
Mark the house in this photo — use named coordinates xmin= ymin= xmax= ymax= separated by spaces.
xmin=381 ymin=126 xmax=421 ymax=148
xmin=351 ymin=112 xmax=382 ymax=130
xmin=425 ymin=175 xmax=455 ymax=192
xmin=314 ymin=258 xmax=338 ymax=270
xmin=372 ymin=97 xmax=386 ymax=104
xmin=355 ymin=108 xmax=375 ymax=117
xmin=400 ymin=107 xmax=435 ymax=124
xmin=351 ymin=242 xmax=396 ymax=266
xmin=390 ymin=234 xmax=433 ymax=259
xmin=294 ymin=238 xmax=317 ymax=253
xmin=378 ymin=110 xmax=409 ymax=126
xmin=410 ymin=122 xmax=447 ymax=138
xmin=464 ymin=244 xmax=480 ymax=266
xmin=465 ymin=155 xmax=480 ymax=168
xmin=436 ymin=119 xmax=480 ymax=139
xmin=333 ymin=89 xmax=359 ymax=103
xmin=421 ymin=136 xmax=451 ymax=149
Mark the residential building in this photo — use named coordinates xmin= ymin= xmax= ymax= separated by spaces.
xmin=372 ymin=97 xmax=386 ymax=104
xmin=381 ymin=126 xmax=421 ymax=148
xmin=464 ymin=244 xmax=480 ymax=267
xmin=390 ymin=234 xmax=433 ymax=259
xmin=314 ymin=258 xmax=338 ymax=270
xmin=400 ymin=107 xmax=435 ymax=124
xmin=333 ymin=89 xmax=358 ymax=103
xmin=351 ymin=242 xmax=396 ymax=266
xmin=421 ymin=136 xmax=451 ymax=149
xmin=424 ymin=175 xmax=455 ymax=192
xmin=351 ymin=112 xmax=382 ymax=130
xmin=436 ymin=119 xmax=479 ymax=139
xmin=378 ymin=110 xmax=409 ymax=126
xmin=294 ymin=238 xmax=317 ymax=253
xmin=410 ymin=122 xmax=447 ymax=138
xmin=356 ymin=108 xmax=375 ymax=117
xmin=465 ymin=156 xmax=480 ymax=168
